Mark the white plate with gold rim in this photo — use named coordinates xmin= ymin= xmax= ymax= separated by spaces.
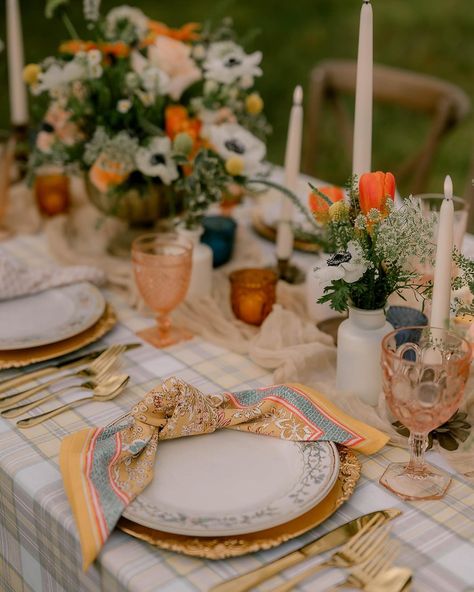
xmin=0 ymin=282 xmax=105 ymax=350
xmin=122 ymin=430 xmax=339 ymax=537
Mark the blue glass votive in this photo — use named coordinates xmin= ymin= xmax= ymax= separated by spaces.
xmin=386 ymin=306 xmax=429 ymax=353
xmin=201 ymin=216 xmax=237 ymax=268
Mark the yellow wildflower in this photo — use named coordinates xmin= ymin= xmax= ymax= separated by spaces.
xmin=329 ymin=201 xmax=349 ymax=222
xmin=23 ymin=64 xmax=41 ymax=86
xmin=245 ymin=93 xmax=264 ymax=115
xmin=225 ymin=156 xmax=244 ymax=176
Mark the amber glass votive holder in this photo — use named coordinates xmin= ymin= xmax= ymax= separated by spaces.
xmin=229 ymin=268 xmax=277 ymax=326
xmin=34 ymin=167 xmax=70 ymax=216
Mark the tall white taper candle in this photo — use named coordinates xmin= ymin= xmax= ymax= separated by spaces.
xmin=352 ymin=0 xmax=373 ymax=178
xmin=7 ymin=0 xmax=28 ymax=126
xmin=430 ymin=175 xmax=454 ymax=330
xmin=276 ymin=85 xmax=303 ymax=260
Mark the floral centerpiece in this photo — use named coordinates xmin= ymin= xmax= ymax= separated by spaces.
xmin=24 ymin=1 xmax=270 ymax=230
xmin=307 ymin=171 xmax=437 ymax=404
xmin=309 ymin=172 xmax=435 ymax=312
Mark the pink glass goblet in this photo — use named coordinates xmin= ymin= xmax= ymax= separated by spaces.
xmin=132 ymin=233 xmax=193 ymax=348
xmin=380 ymin=326 xmax=471 ymax=500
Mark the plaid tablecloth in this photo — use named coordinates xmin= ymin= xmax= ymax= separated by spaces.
xmin=1 ymin=234 xmax=473 ymax=592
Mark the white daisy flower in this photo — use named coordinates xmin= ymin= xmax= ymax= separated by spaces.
xmin=87 ymin=49 xmax=102 ymax=66
xmin=203 ymin=41 xmax=262 ymax=86
xmin=117 ymin=99 xmax=132 ymax=113
xmin=314 ymin=241 xmax=369 ymax=285
xmin=135 ymin=137 xmax=179 ymax=184
xmin=206 ymin=123 xmax=266 ymax=176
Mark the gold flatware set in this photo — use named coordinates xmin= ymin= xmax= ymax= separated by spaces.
xmin=211 ymin=509 xmax=411 ymax=592
xmin=0 ymin=344 xmax=138 ymax=428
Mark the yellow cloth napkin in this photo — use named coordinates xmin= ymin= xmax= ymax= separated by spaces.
xmin=59 ymin=377 xmax=388 ymax=570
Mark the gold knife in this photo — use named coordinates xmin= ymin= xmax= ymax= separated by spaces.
xmin=0 ymin=343 xmax=141 ymax=395
xmin=210 ymin=508 xmax=401 ymax=592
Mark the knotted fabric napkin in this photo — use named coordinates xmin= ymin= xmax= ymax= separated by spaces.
xmin=60 ymin=377 xmax=389 ymax=570
xmin=0 ymin=249 xmax=105 ymax=301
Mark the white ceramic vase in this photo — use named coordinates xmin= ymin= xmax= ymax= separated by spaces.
xmin=177 ymin=226 xmax=213 ymax=300
xmin=336 ymin=306 xmax=393 ymax=405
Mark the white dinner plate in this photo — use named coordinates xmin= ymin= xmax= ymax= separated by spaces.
xmin=122 ymin=430 xmax=339 ymax=537
xmin=0 ymin=283 xmax=105 ymax=350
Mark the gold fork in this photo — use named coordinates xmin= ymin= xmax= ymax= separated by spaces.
xmin=328 ymin=538 xmax=402 ymax=591
xmin=0 ymin=345 xmax=125 ymax=410
xmin=269 ymin=515 xmax=390 ymax=592
xmin=17 ymin=374 xmax=130 ymax=429
xmin=1 ymin=374 xmax=123 ymax=419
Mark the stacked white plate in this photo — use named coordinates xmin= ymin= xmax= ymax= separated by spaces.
xmin=123 ymin=430 xmax=340 ymax=537
xmin=0 ymin=283 xmax=105 ymax=350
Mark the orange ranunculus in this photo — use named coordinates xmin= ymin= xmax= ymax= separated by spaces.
xmin=165 ymin=105 xmax=202 ymax=142
xmin=143 ymin=21 xmax=201 ymax=45
xmin=89 ymin=154 xmax=130 ymax=194
xmin=164 ymin=105 xmax=206 ymax=176
xmin=358 ymin=171 xmax=396 ymax=215
xmin=98 ymin=41 xmax=131 ymax=58
xmin=59 ymin=40 xmax=98 ymax=54
xmin=308 ymin=185 xmax=345 ymax=223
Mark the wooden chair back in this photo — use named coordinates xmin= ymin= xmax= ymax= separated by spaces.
xmin=304 ymin=59 xmax=471 ymax=195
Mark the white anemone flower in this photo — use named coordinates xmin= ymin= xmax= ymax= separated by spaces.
xmin=135 ymin=137 xmax=178 ymax=184
xmin=206 ymin=123 xmax=266 ymax=176
xmin=203 ymin=41 xmax=262 ymax=86
xmin=314 ymin=241 xmax=369 ymax=285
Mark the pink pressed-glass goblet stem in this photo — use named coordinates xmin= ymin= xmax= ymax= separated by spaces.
xmin=405 ymin=432 xmax=429 ymax=477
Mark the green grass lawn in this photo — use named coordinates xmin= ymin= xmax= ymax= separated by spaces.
xmin=0 ymin=0 xmax=473 ymax=197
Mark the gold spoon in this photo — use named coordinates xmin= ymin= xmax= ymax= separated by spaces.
xmin=17 ymin=375 xmax=129 ymax=429
xmin=2 ymin=375 xmax=125 ymax=419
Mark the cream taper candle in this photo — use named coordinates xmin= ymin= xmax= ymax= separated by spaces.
xmin=352 ymin=0 xmax=373 ymax=178
xmin=7 ymin=0 xmax=28 ymax=126
xmin=276 ymin=85 xmax=303 ymax=260
xmin=430 ymin=175 xmax=454 ymax=330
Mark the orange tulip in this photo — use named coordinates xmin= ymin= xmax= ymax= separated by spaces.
xmin=144 ymin=21 xmax=201 ymax=45
xmin=308 ymin=185 xmax=345 ymax=223
xmin=59 ymin=40 xmax=98 ymax=54
xmin=98 ymin=41 xmax=131 ymax=59
xmin=358 ymin=171 xmax=395 ymax=215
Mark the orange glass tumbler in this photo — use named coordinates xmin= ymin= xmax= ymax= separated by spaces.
xmin=34 ymin=168 xmax=70 ymax=216
xmin=229 ymin=268 xmax=277 ymax=326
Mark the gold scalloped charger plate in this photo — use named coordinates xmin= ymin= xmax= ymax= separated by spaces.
xmin=0 ymin=304 xmax=117 ymax=370
xmin=117 ymin=446 xmax=360 ymax=559
xmin=251 ymin=211 xmax=321 ymax=254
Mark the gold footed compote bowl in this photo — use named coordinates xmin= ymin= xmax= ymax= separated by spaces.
xmin=380 ymin=326 xmax=471 ymax=500
xmin=132 ymin=233 xmax=193 ymax=348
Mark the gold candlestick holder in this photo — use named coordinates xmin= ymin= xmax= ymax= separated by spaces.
xmin=275 ymin=257 xmax=306 ymax=284
xmin=0 ymin=125 xmax=31 ymax=237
